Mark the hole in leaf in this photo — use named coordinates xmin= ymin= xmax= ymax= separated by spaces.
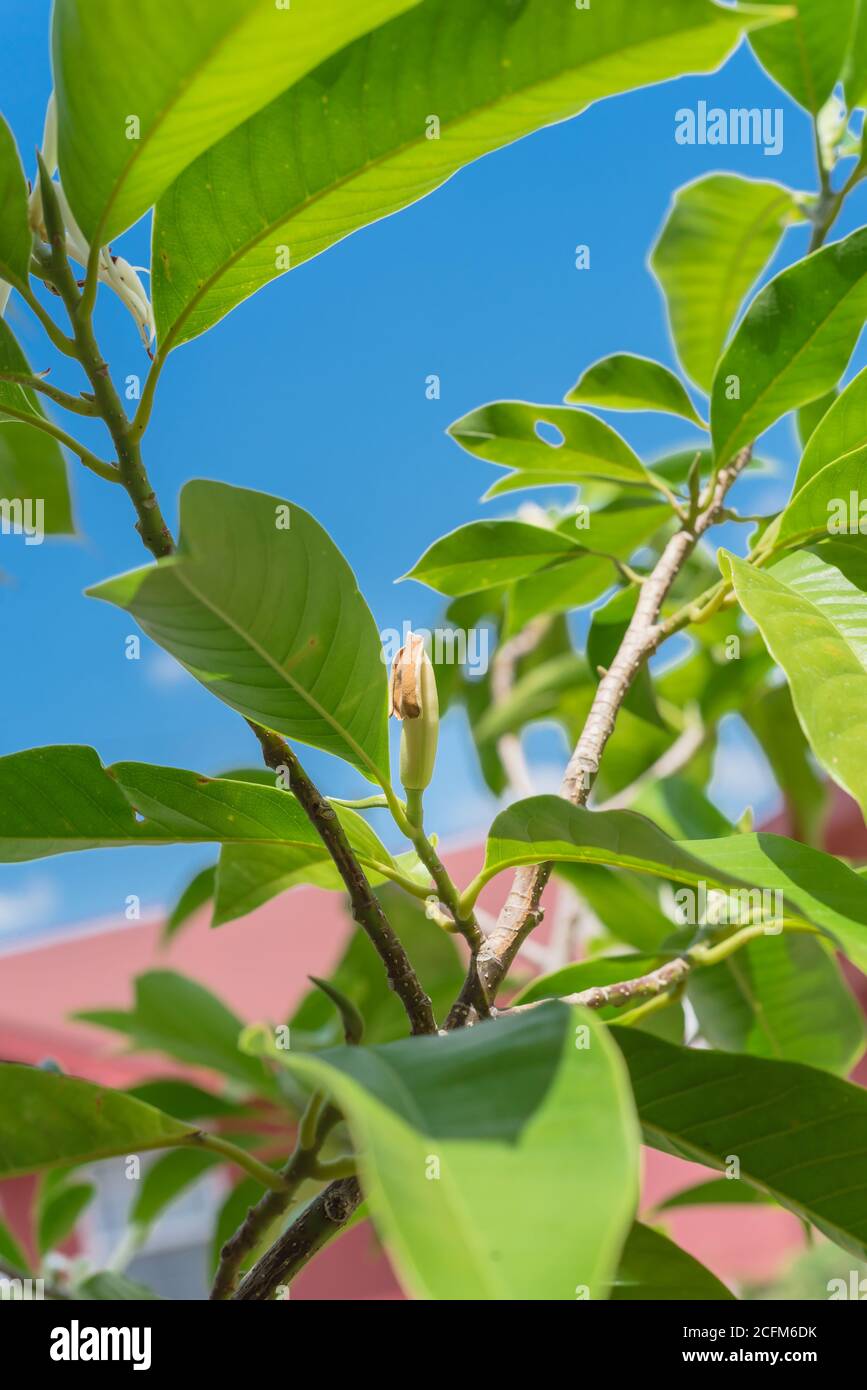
xmin=534 ymin=420 xmax=564 ymax=448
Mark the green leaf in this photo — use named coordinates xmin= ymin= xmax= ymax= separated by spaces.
xmin=130 ymin=1148 xmax=220 ymax=1231
xmin=678 ymin=823 xmax=867 ymax=977
xmin=655 ymin=1176 xmax=772 ymax=1212
xmin=796 ymin=387 xmax=837 ymax=450
xmin=478 ymin=795 xmax=722 ymax=895
xmin=52 ymin=0 xmax=417 ymax=246
xmin=506 ymin=553 xmax=615 ymax=629
xmin=651 ymin=173 xmax=799 ymax=392
xmin=565 ymin=353 xmax=705 ymax=426
xmin=258 ymin=1004 xmax=640 ymax=1300
xmin=290 ymin=886 xmax=464 ymax=1047
xmin=616 ymin=1029 xmax=867 ymax=1260
xmin=793 ymin=363 xmax=867 ymax=494
xmin=78 ymin=1272 xmax=162 ymax=1300
xmin=126 ymin=1079 xmax=239 ymax=1122
xmin=0 ymin=1063 xmax=197 ymax=1179
xmin=76 ymin=969 xmax=273 ymax=1093
xmin=711 ymin=227 xmax=867 ymax=466
xmin=152 ymin=0 xmax=756 ymax=350
xmin=743 ymin=682 xmax=825 ymax=841
xmin=559 ymin=495 xmax=674 ymax=558
xmin=404 ymin=520 xmax=579 ymax=597
xmin=0 ymin=317 xmax=49 ymax=422
xmin=612 ymin=1222 xmax=734 ymax=1300
xmin=689 ymin=931 xmax=865 ymax=1073
xmin=163 ymin=864 xmax=216 ymax=941
xmin=556 ymin=863 xmax=673 ymax=953
xmin=0 ymin=1214 xmax=30 ymax=1274
xmin=0 ymin=114 xmax=32 ymax=292
xmin=587 ymin=588 xmax=664 ymax=727
xmin=724 ymin=546 xmax=867 ymax=821
xmin=449 ymin=401 xmax=651 ymax=490
xmin=87 ymin=481 xmax=389 ymax=783
xmin=481 ymin=792 xmax=867 ymax=977
xmin=0 ymin=747 xmax=389 ymax=872
xmin=630 ymin=776 xmax=733 ymax=840
xmin=0 ymin=425 xmax=75 ymax=537
xmin=37 ymin=1175 xmax=96 ymax=1255
xmin=212 ymin=806 xmax=404 ymax=927
xmin=750 ymin=0 xmax=854 ymax=112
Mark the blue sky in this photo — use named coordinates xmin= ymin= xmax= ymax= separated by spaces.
xmin=2 ymin=3 xmax=864 ymax=942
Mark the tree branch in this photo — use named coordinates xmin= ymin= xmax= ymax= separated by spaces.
xmin=456 ymin=445 xmax=753 ymax=1018
xmin=232 ymin=1178 xmax=362 ymax=1300
xmin=252 ymin=727 xmax=436 ymax=1035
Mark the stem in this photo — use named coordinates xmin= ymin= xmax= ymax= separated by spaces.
xmin=184 ymin=1132 xmax=288 ymax=1193
xmin=232 ymin=1178 xmax=362 ymax=1300
xmin=210 ymin=1097 xmax=342 ymax=1300
xmin=0 ymin=403 xmax=120 ymax=483
xmin=254 ymin=729 xmax=436 ymax=1036
xmin=0 ymin=371 xmax=100 ymax=417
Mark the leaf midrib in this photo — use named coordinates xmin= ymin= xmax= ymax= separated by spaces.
xmin=173 ymin=567 xmax=385 ymax=782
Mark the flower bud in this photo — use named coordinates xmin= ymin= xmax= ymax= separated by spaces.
xmin=389 ymin=632 xmax=439 ymax=791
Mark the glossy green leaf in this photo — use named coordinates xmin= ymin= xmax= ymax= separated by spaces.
xmin=506 ymin=553 xmax=615 ymax=630
xmin=291 ymin=887 xmax=464 ymax=1047
xmin=793 ymin=363 xmax=867 ymax=493
xmin=651 ymin=173 xmax=799 ymax=391
xmin=0 ymin=425 xmax=75 ymax=537
xmin=565 ymin=353 xmax=705 ymax=425
xmin=0 ymin=1063 xmax=196 ymax=1179
xmin=52 ymin=0 xmax=417 ymax=246
xmin=617 ymin=1030 xmax=867 ymax=1259
xmin=0 ymin=317 xmax=50 ymax=422
xmin=557 ymin=495 xmax=674 ymax=557
xmin=0 ymin=747 xmax=388 ymax=872
xmin=743 ymin=682 xmax=825 ymax=841
xmin=404 ymin=520 xmax=578 ymax=596
xmin=478 ymin=795 xmax=723 ymax=895
xmin=587 ymin=588 xmax=664 ymax=727
xmin=76 ymin=969 xmax=274 ymax=1093
xmin=0 ymin=1214 xmax=30 ymax=1274
xmin=689 ymin=931 xmax=865 ymax=1073
xmin=482 ymin=793 xmax=867 ymax=975
xmin=655 ymin=1176 xmax=771 ymax=1211
xmin=679 ymin=823 xmax=867 ymax=977
xmin=556 ymin=863 xmax=673 ymax=953
xmin=126 ymin=1079 xmax=239 ymax=1122
xmin=88 ymin=482 xmax=389 ymax=783
xmin=796 ymin=387 xmax=837 ymax=451
xmin=777 ymin=448 xmax=867 ymax=549
xmin=631 ymin=776 xmax=733 ymax=840
xmin=37 ymin=1174 xmax=95 ymax=1255
xmin=163 ymin=864 xmax=216 ymax=941
xmin=449 ymin=401 xmax=650 ymax=490
xmin=212 ymin=813 xmax=409 ymax=927
xmin=725 ymin=546 xmax=867 ymax=821
xmin=130 ymin=1148 xmax=220 ymax=1231
xmin=711 ymin=227 xmax=867 ymax=466
xmin=612 ymin=1222 xmax=733 ymax=1300
xmin=750 ymin=0 xmax=854 ymax=112
xmin=153 ymin=0 xmax=756 ymax=349
xmin=260 ymin=1004 xmax=640 ymax=1300
xmin=0 ymin=114 xmax=32 ymax=292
